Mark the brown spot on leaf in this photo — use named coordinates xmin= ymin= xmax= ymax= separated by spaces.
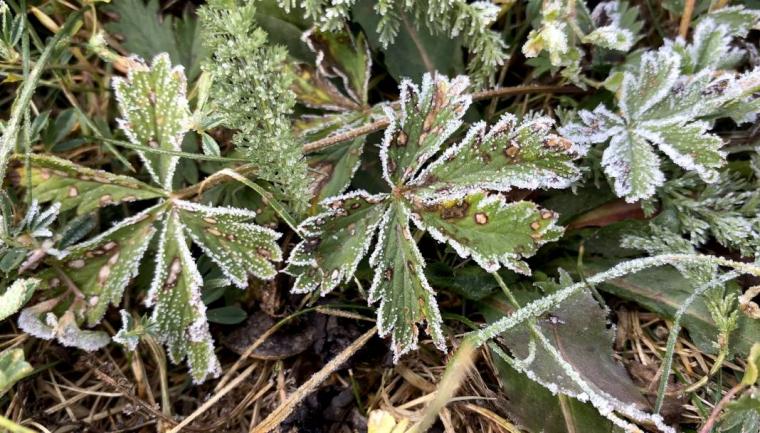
xmin=530 ymin=221 xmax=541 ymax=230
xmin=474 ymin=212 xmax=489 ymax=225
xmin=439 ymin=201 xmax=469 ymax=219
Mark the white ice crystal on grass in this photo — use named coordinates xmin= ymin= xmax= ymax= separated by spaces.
xmin=287 ymin=73 xmax=579 ymax=361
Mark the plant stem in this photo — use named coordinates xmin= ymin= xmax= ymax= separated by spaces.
xmin=473 ymin=255 xmax=760 ymax=348
xmin=697 ymin=382 xmax=746 ymax=433
xmin=679 ymin=0 xmax=696 ymax=39
xmin=653 ymin=271 xmax=739 ymax=413
xmin=0 ymin=11 xmax=82 ymax=183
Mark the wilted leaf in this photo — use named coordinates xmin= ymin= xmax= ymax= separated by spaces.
xmin=303 ymin=28 xmax=371 ymax=106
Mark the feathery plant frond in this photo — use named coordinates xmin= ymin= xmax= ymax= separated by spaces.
xmin=278 ymin=0 xmax=507 ymax=85
xmin=286 ymin=73 xmax=582 ymax=360
xmin=198 ymin=0 xmax=310 ymax=214
xmin=14 ymin=55 xmax=283 ymax=383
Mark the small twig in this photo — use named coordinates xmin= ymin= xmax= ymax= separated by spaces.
xmin=250 ymin=326 xmax=377 ymax=433
xmin=697 ymin=383 xmax=745 ymax=433
xmin=167 ymin=363 xmax=258 ymax=433
xmin=679 ymin=0 xmax=696 ymax=39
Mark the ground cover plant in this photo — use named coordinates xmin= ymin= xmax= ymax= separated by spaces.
xmin=1 ymin=0 xmax=760 ymax=432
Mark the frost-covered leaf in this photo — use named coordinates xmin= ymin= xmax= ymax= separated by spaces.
xmin=57 ymin=205 xmax=162 ymax=326
xmin=20 ymin=154 xmax=165 ymax=215
xmin=522 ymin=1 xmax=568 ymax=66
xmin=643 ymin=121 xmax=724 ymax=183
xmin=0 ymin=348 xmax=32 ymax=392
xmin=145 ymin=211 xmax=220 ymax=384
xmin=582 ymin=26 xmax=633 ymax=51
xmin=18 ymin=299 xmax=111 ymax=352
xmin=113 ymin=310 xmax=142 ymax=351
xmin=409 ymin=191 xmax=563 ymax=275
xmin=619 ymin=47 xmax=681 ymax=119
xmin=601 ymin=130 xmax=664 ymax=202
xmin=412 ymin=114 xmax=582 ymax=199
xmin=293 ymin=27 xmax=375 ymax=201
xmin=380 ymin=74 xmax=470 ymax=185
xmin=480 ymin=277 xmax=654 ymax=432
xmin=695 ymin=5 xmax=760 ymax=37
xmin=113 ymin=53 xmax=190 ymax=190
xmin=368 ymin=202 xmax=445 ymax=360
xmin=285 ymin=191 xmax=388 ymax=294
xmin=561 ymin=43 xmax=750 ymax=202
xmin=0 ymin=278 xmax=38 ymax=321
xmin=175 ymin=200 xmax=282 ymax=287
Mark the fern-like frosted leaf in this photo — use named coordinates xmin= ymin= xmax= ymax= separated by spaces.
xmin=0 ymin=348 xmax=33 ymax=392
xmin=20 ymin=154 xmax=165 ymax=215
xmin=409 ymin=191 xmax=563 ymax=275
xmin=619 ymin=47 xmax=680 ymax=119
xmin=643 ymin=121 xmax=724 ymax=182
xmin=60 ymin=205 xmax=162 ymax=326
xmin=113 ymin=53 xmax=190 ymax=190
xmin=412 ymin=114 xmax=582 ymax=199
xmin=146 ymin=211 xmax=220 ymax=384
xmin=380 ymin=74 xmax=470 ymax=186
xmin=0 ymin=278 xmax=38 ymax=321
xmin=175 ymin=200 xmax=282 ymax=287
xmin=303 ymin=27 xmax=371 ymax=106
xmin=285 ymin=191 xmax=388 ymax=294
xmin=368 ymin=201 xmax=445 ymax=361
xmin=602 ymin=131 xmax=664 ymax=202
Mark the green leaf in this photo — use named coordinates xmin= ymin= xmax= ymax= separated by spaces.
xmin=307 ymin=135 xmax=367 ymax=201
xmin=578 ymin=259 xmax=760 ymax=356
xmin=146 ymin=211 xmax=220 ymax=384
xmin=410 ymin=191 xmax=563 ymax=275
xmin=175 ymin=200 xmax=282 ymax=287
xmin=285 ymin=190 xmax=388 ymax=294
xmin=352 ymin=0 xmax=466 ymax=84
xmin=743 ymin=343 xmax=760 ymax=385
xmin=303 ymin=28 xmax=371 ymax=106
xmin=206 ymin=306 xmax=247 ymax=325
xmin=602 ymin=130 xmax=665 ymax=202
xmin=0 ymin=349 xmax=32 ymax=392
xmin=380 ymin=74 xmax=470 ymax=185
xmin=58 ymin=205 xmax=162 ymax=326
xmin=113 ymin=53 xmax=190 ymax=190
xmin=20 ymin=154 xmax=165 ymax=215
xmin=412 ymin=114 xmax=582 ymax=199
xmin=368 ymin=201 xmax=445 ymax=361
xmin=644 ymin=121 xmax=724 ymax=183
xmin=618 ymin=47 xmax=681 ymax=120
xmin=105 ymin=0 xmax=206 ymax=80
xmin=0 ymin=278 xmax=38 ymax=321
